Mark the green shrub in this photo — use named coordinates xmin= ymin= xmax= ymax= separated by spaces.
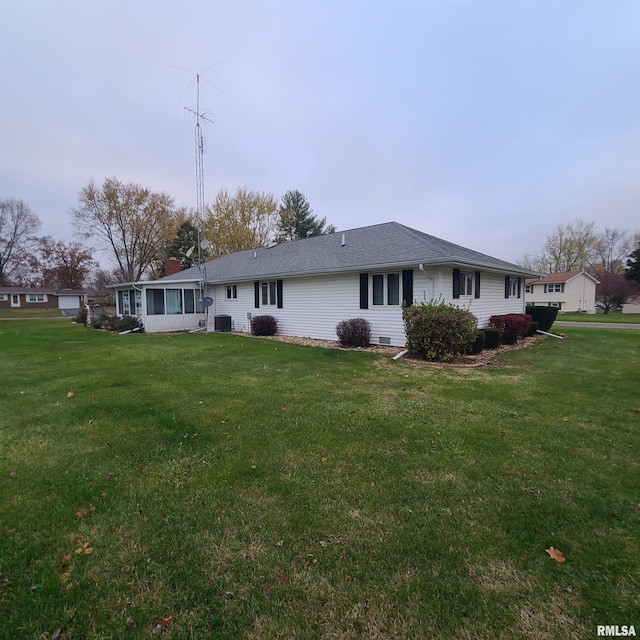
xmin=336 ymin=318 xmax=371 ymax=347
xmin=75 ymin=307 xmax=88 ymax=325
xmin=116 ymin=315 xmax=144 ymax=333
xmin=402 ymin=300 xmax=477 ymax=362
xmin=482 ymin=328 xmax=503 ymax=349
xmin=525 ymin=321 xmax=540 ymax=337
xmin=90 ymin=312 xmax=111 ymax=330
xmin=526 ymin=305 xmax=558 ymax=332
xmin=90 ymin=313 xmax=144 ymax=333
xmin=466 ymin=331 xmax=486 ymax=355
xmin=251 ymin=315 xmax=278 ymax=336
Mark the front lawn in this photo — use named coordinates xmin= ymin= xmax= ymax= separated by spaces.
xmin=1 ymin=322 xmax=638 ymax=639
xmin=557 ymin=311 xmax=640 ymax=323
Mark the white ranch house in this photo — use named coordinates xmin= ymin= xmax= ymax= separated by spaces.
xmin=112 ymin=222 xmax=539 ymax=346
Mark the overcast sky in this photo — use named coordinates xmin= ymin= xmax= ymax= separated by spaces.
xmin=1 ymin=0 xmax=638 ymax=266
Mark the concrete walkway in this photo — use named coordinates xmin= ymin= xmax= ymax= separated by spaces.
xmin=554 ymin=321 xmax=640 ymax=330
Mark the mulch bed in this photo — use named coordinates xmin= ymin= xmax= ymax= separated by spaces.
xmin=247 ymin=333 xmax=543 ymax=367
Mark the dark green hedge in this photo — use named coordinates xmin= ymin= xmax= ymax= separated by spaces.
xmin=525 ymin=306 xmax=558 ymax=332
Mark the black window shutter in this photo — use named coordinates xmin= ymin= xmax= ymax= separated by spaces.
xmin=276 ymin=280 xmax=283 ymax=309
xmin=452 ymin=268 xmax=460 ymax=299
xmin=254 ymin=281 xmax=260 ymax=308
xmin=474 ymin=271 xmax=481 ymax=299
xmin=402 ymin=269 xmax=413 ymax=307
xmin=505 ymin=276 xmax=510 ymax=298
xmin=517 ymin=277 xmax=522 ymax=298
xmin=359 ymin=273 xmax=369 ymax=309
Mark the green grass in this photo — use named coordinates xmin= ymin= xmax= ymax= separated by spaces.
xmin=1 ymin=322 xmax=639 ymax=639
xmin=558 ymin=311 xmax=640 ymax=323
xmin=0 ymin=308 xmax=68 ymax=318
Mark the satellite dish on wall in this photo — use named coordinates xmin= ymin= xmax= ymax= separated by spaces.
xmin=202 ymin=296 xmax=213 ymax=308
xmin=200 ymin=239 xmax=210 ymax=250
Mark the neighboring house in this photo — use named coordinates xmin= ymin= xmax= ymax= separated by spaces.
xmin=111 ymin=222 xmax=538 ymax=346
xmin=111 ymin=222 xmax=539 ymax=345
xmin=622 ymin=301 xmax=640 ymax=314
xmin=0 ymin=287 xmax=86 ymax=312
xmin=524 ymin=271 xmax=599 ymax=313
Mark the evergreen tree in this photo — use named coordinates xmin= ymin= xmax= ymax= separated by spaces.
xmin=276 ymin=190 xmax=330 ymax=242
xmin=161 ymin=221 xmax=203 ymax=272
xmin=625 ymin=242 xmax=640 ymax=283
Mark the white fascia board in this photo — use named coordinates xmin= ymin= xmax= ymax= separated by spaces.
xmin=110 ymin=278 xmax=202 ymax=288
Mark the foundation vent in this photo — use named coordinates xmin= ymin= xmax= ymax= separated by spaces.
xmin=379 ymin=336 xmax=391 ymax=345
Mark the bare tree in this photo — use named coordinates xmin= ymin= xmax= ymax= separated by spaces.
xmin=593 ymin=227 xmax=635 ymax=276
xmin=71 ymin=177 xmax=179 ymax=282
xmin=0 ymin=198 xmax=41 ymax=285
xmin=35 ymin=237 xmax=96 ymax=289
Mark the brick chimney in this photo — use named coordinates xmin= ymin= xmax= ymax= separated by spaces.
xmin=165 ymin=257 xmax=182 ymax=276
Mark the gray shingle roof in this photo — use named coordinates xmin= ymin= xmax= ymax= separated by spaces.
xmin=160 ymin=221 xmax=538 ymax=284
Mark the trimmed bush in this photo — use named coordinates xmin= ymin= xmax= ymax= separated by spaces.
xmin=466 ymin=331 xmax=486 ymax=355
xmin=526 ymin=305 xmax=558 ymax=332
xmin=525 ymin=321 xmax=540 ymax=337
xmin=402 ymin=300 xmax=477 ymax=362
xmin=482 ymin=328 xmax=503 ymax=349
xmin=117 ymin=315 xmax=145 ymax=332
xmin=251 ymin=315 xmax=278 ymax=336
xmin=489 ymin=313 xmax=532 ymax=344
xmin=90 ymin=313 xmax=144 ymax=333
xmin=336 ymin=318 xmax=371 ymax=347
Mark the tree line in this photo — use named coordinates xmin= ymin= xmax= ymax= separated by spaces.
xmin=0 ymin=178 xmax=334 ymax=288
xmin=520 ymin=219 xmax=640 ymax=312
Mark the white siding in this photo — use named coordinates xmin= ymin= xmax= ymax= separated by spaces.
xmin=206 ymin=268 xmax=527 ymax=346
xmin=526 ymin=275 xmax=597 ymax=313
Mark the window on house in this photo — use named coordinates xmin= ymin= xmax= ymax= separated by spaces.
xmin=226 ymin=284 xmax=238 ymax=299
xmin=27 ymin=294 xmax=47 ymax=303
xmin=372 ymin=274 xmax=384 ymax=305
xmin=504 ymin=276 xmax=521 ymax=299
xmin=166 ymin=289 xmax=183 ymax=315
xmin=261 ymin=282 xmax=277 ymax=306
xmin=453 ymin=269 xmax=481 ymax=299
xmin=184 ymin=289 xmax=195 ymax=314
xmin=387 ymin=273 xmax=400 ymax=305
xmin=525 ymin=284 xmax=533 ymax=293
xmin=0 ymin=294 xmax=7 ymax=301
xmin=146 ymin=289 xmax=165 ymax=315
xmin=372 ymin=273 xmax=401 ymax=306
xmin=545 ymin=283 xmax=563 ymax=293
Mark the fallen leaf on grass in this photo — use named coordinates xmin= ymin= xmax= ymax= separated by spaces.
xmin=66 ymin=392 xmax=74 ymax=398
xmin=75 ymin=505 xmax=95 ymax=518
xmin=9 ymin=471 xmax=16 ymax=478
xmin=321 ymin=456 xmax=328 ymax=463
xmin=59 ymin=564 xmax=73 ymax=582
xmin=545 ymin=547 xmax=566 ymax=563
xmin=126 ymin=616 xmax=136 ymax=629
xmin=51 ymin=628 xmax=62 ymax=640
xmin=151 ymin=615 xmax=176 ymax=634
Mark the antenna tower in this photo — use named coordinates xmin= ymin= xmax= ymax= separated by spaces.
xmin=184 ymin=73 xmax=213 ymax=262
